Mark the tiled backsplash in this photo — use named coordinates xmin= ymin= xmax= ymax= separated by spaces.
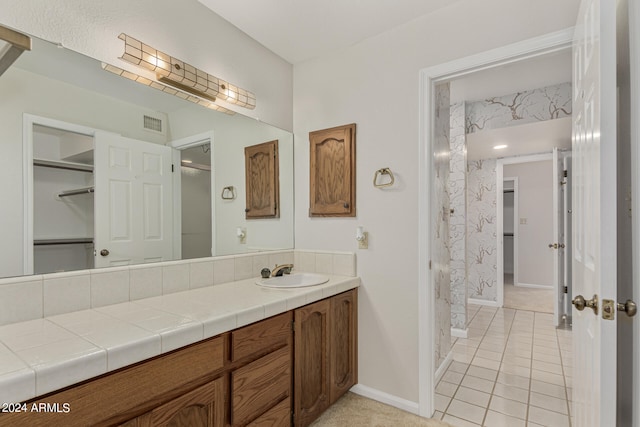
xmin=0 ymin=250 xmax=356 ymax=326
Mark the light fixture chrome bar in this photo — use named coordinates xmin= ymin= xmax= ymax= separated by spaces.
xmin=117 ymin=33 xmax=256 ymax=109
xmin=102 ymin=62 xmax=235 ymax=115
xmin=0 ymin=25 xmax=31 ymax=76
xmin=181 ymin=160 xmax=211 ymax=171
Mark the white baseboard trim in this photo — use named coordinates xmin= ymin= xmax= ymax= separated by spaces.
xmin=350 ymin=384 xmax=420 ymax=415
xmin=435 ymin=350 xmax=454 ymax=384
xmin=451 ymin=327 xmax=468 ymax=338
xmin=515 ymin=282 xmax=553 ymax=289
xmin=468 ymin=298 xmax=500 ymax=307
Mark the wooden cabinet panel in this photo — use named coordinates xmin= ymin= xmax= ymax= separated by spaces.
xmin=294 ymin=299 xmax=331 ymax=427
xmin=246 ymin=398 xmax=290 ymax=427
xmin=231 ymin=312 xmax=292 ymax=362
xmin=0 ymin=336 xmax=225 ymax=427
xmin=309 ymin=124 xmax=356 ymax=217
xmin=245 ymin=140 xmax=279 ymax=219
xmin=136 ymin=378 xmax=225 ymax=427
xmin=231 ymin=346 xmax=291 ymax=426
xmin=329 ymin=289 xmax=358 ymax=403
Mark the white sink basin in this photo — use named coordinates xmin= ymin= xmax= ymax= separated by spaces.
xmin=256 ymin=273 xmax=329 ymax=288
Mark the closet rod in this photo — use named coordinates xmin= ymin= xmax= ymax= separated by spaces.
xmin=34 ymin=158 xmax=93 ymax=173
xmin=34 ymin=238 xmax=93 ymax=246
xmin=58 ymin=186 xmax=95 ymax=198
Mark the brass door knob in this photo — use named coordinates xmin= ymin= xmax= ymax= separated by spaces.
xmin=100 ymin=249 xmax=110 ymax=257
xmin=549 ymin=243 xmax=558 ymax=249
xmin=572 ymin=294 xmax=598 ymax=315
xmin=617 ymin=300 xmax=637 ymax=317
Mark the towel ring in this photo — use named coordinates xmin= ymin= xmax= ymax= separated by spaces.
xmin=373 ymin=168 xmax=395 ymax=188
xmin=221 ymin=186 xmax=236 ymax=200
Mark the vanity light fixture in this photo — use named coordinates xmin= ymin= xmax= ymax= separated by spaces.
xmin=0 ymin=25 xmax=31 ymax=77
xmin=117 ymin=33 xmax=256 ymax=110
xmin=493 ymin=144 xmax=508 ymax=150
xmin=101 ymin=63 xmax=235 ymax=115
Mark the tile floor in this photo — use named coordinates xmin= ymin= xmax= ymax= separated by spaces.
xmin=434 ymin=304 xmax=573 ymax=427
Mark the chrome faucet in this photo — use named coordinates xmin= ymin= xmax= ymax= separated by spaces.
xmin=271 ymin=264 xmax=293 ymax=277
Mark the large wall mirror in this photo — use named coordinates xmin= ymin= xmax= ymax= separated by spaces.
xmin=0 ymin=33 xmax=294 ymax=279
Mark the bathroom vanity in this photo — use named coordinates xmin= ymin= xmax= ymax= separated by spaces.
xmin=0 ymin=266 xmax=358 ymax=427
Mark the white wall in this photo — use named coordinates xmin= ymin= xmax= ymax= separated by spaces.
xmin=504 ymin=161 xmax=554 ymax=286
xmin=293 ymin=0 xmax=579 ymax=403
xmin=0 ymin=0 xmax=292 ymax=131
xmin=181 ymin=166 xmax=212 ymax=260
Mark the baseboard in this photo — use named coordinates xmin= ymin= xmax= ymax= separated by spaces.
xmin=515 ymin=282 xmax=553 ymax=289
xmin=451 ymin=327 xmax=468 ymax=338
xmin=435 ymin=350 xmax=454 ymax=384
xmin=468 ymin=298 xmax=499 ymax=307
xmin=349 ymin=384 xmax=420 ymax=415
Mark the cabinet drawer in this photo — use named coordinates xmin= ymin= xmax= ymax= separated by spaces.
xmin=231 ymin=311 xmax=292 ymax=361
xmin=247 ymin=398 xmax=290 ymax=427
xmin=231 ymin=345 xmax=291 ymax=426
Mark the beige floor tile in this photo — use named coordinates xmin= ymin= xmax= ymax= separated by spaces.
xmin=446 ymin=399 xmax=486 ymax=425
xmin=434 ymin=393 xmax=452 ymax=412
xmin=453 ymin=352 xmax=474 ymax=364
xmin=483 ymin=409 xmax=526 ymax=427
xmin=531 ymin=359 xmax=563 ymax=375
xmin=531 ymin=369 xmax=565 ymax=386
xmin=449 ymin=361 xmax=470 ymax=374
xmin=499 ymin=363 xmax=531 ymax=378
xmin=489 ymin=395 xmax=527 ymax=420
xmin=531 ymin=351 xmax=561 ymax=364
xmin=496 ymin=372 xmax=530 ymax=390
xmin=454 ymin=386 xmax=491 ymax=408
xmin=475 ymin=348 xmax=503 ymax=361
xmin=530 ymin=379 xmax=567 ymax=399
xmin=442 ymin=414 xmax=481 ymax=427
xmin=442 ymin=370 xmax=464 ymax=385
xmin=461 ymin=375 xmax=495 ymax=394
xmin=528 ymin=406 xmax=571 ymax=427
xmin=433 ymin=410 xmax=444 ymax=419
xmin=529 ymin=391 xmax=569 ymax=415
xmin=471 ymin=356 xmax=501 ymax=370
xmin=492 ymin=383 xmax=529 ymax=404
xmin=436 ymin=380 xmax=458 ymax=397
xmin=467 ymin=365 xmax=498 ymax=381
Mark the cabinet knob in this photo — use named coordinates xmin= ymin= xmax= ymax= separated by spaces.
xmin=343 ymin=202 xmax=349 ymax=209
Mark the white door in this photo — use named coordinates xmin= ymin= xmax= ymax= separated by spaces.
xmin=552 ymin=147 xmax=565 ymax=327
xmin=572 ymin=0 xmax=617 ymax=425
xmin=94 ymin=132 xmax=173 ymax=267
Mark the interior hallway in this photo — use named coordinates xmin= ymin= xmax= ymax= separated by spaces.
xmin=434 ymin=304 xmax=573 ymax=427
xmin=503 ymin=274 xmax=555 ymax=314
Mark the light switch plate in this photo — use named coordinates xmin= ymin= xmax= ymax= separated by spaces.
xmin=519 ymin=218 xmax=527 ymax=225
xmin=358 ymin=232 xmax=368 ymax=249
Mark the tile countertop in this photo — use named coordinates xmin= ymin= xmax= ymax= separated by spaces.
xmin=0 ymin=274 xmax=360 ymax=404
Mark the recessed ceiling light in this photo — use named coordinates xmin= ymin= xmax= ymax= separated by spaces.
xmin=493 ymin=144 xmax=508 ymax=150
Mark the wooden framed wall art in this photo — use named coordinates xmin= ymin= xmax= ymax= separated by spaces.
xmin=309 ymin=124 xmax=356 ymax=217
xmin=244 ymin=140 xmax=279 ymax=219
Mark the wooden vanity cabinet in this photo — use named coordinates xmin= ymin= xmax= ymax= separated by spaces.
xmin=0 ymin=290 xmax=357 ymax=427
xmin=293 ymin=289 xmax=358 ymax=427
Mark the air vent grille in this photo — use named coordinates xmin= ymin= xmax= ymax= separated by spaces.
xmin=143 ymin=115 xmax=163 ymax=133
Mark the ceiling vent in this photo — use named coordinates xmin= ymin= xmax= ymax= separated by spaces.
xmin=143 ymin=115 xmax=163 ymax=134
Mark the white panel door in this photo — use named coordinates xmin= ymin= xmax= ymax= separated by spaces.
xmin=572 ymin=0 xmax=617 ymax=425
xmin=94 ymin=132 xmax=173 ymax=268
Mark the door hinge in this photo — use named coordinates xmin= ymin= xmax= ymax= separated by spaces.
xmin=563 ymin=170 xmax=568 ymax=177
xmin=171 ymin=164 xmax=174 ymax=172
xmin=564 ymin=286 xmax=568 ymax=294
xmin=428 ymin=260 xmax=432 ymax=270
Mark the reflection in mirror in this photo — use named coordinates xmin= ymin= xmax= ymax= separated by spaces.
xmin=0 ymin=35 xmax=294 ymax=279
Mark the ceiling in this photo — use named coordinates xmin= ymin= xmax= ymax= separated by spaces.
xmin=197 ymin=0 xmax=465 ymax=64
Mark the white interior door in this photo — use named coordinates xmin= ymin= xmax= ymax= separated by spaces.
xmin=552 ymin=147 xmax=565 ymax=327
xmin=94 ymin=132 xmax=173 ymax=268
xmin=572 ymin=0 xmax=617 ymax=425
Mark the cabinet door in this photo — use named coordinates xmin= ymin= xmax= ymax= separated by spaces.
xmin=244 ymin=140 xmax=279 ymax=219
xmin=329 ymin=289 xmax=358 ymax=403
xmin=294 ymin=299 xmax=331 ymax=427
xmin=136 ymin=378 xmax=225 ymax=427
xmin=309 ymin=124 xmax=356 ymax=217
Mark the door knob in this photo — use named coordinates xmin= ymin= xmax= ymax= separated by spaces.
xmin=572 ymin=294 xmax=598 ymax=315
xmin=548 ymin=243 xmax=558 ymax=249
xmin=617 ymin=300 xmax=637 ymax=317
xmin=100 ymin=249 xmax=110 ymax=257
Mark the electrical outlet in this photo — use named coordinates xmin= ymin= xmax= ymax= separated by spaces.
xmin=519 ymin=218 xmax=527 ymax=225
xmin=358 ymin=232 xmax=369 ymax=249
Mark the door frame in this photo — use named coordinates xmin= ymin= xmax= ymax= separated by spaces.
xmin=417 ymin=28 xmax=573 ymax=417
xmin=629 ymin=0 xmax=640 ymax=424
xmin=501 ymin=176 xmax=519 ymax=292
xmin=22 ymin=113 xmax=97 ymax=275
xmin=170 ymin=131 xmax=215 ymax=258
xmin=496 ymin=152 xmax=553 ymax=310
